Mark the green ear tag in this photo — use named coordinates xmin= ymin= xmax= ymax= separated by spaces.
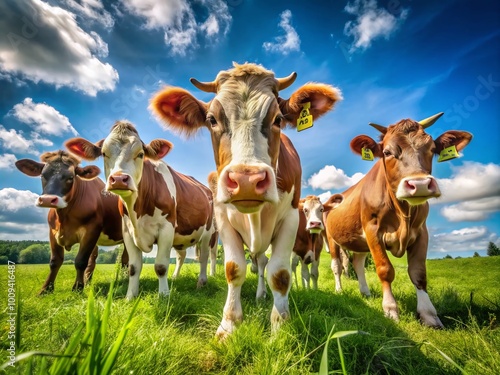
xmin=438 ymin=145 xmax=459 ymax=162
xmin=361 ymin=147 xmax=374 ymax=161
xmin=297 ymin=102 xmax=313 ymax=132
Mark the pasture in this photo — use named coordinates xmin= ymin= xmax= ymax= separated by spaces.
xmin=1 ymin=253 xmax=499 ymax=374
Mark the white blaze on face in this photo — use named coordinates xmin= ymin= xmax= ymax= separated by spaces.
xmin=302 ymin=198 xmax=324 ymax=232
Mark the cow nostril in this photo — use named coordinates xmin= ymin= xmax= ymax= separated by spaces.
xmin=122 ymin=175 xmax=129 ymax=183
xmin=109 ymin=176 xmax=116 ymax=184
xmin=51 ymin=197 xmax=58 ymax=205
xmin=405 ymin=180 xmax=415 ymax=191
xmin=226 ymin=172 xmax=239 ymax=190
xmin=255 ymin=172 xmax=270 ymax=192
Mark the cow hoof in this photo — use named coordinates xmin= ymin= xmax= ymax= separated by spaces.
xmin=384 ymin=308 xmax=400 ymax=322
xmin=419 ymin=314 xmax=444 ymax=329
xmin=197 ymin=279 xmax=207 ymax=288
xmin=216 ymin=320 xmax=236 ymax=340
xmin=72 ymin=283 xmax=84 ymax=292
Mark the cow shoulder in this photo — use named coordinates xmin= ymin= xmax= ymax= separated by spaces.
xmin=277 ymin=133 xmax=301 ymax=208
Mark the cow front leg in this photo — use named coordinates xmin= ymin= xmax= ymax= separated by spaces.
xmin=352 ymin=252 xmax=371 ymax=297
xmin=171 ymin=249 xmax=186 ymax=279
xmin=73 ymin=232 xmax=100 ymax=291
xmin=267 ymin=209 xmax=298 ymax=333
xmin=407 ymin=228 xmax=443 ymax=328
xmin=209 ymin=231 xmax=218 ymax=276
xmin=84 ymin=246 xmax=98 ymax=284
xmin=329 ymin=241 xmax=343 ymax=292
xmin=124 ymin=233 xmax=143 ymax=300
xmin=291 ymin=254 xmax=300 ymax=289
xmin=300 ymin=257 xmax=311 ymax=289
xmin=156 ymin=229 xmax=174 ymax=297
xmin=40 ymin=234 xmax=64 ymax=295
xmin=255 ymin=252 xmax=268 ymax=300
xmin=216 ymin=228 xmax=246 ymax=339
xmin=310 ymin=258 xmax=319 ymax=290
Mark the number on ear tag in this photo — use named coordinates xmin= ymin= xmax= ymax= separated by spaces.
xmin=438 ymin=145 xmax=459 ymax=162
xmin=297 ymin=102 xmax=314 ymax=132
xmin=361 ymin=147 xmax=374 ymax=161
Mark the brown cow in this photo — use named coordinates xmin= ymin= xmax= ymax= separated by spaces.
xmin=15 ymin=151 xmax=128 ymax=294
xmin=325 ymin=113 xmax=472 ymax=327
xmin=292 ymin=194 xmax=343 ymax=289
xmin=150 ymin=62 xmax=342 ymax=338
xmin=65 ymin=122 xmax=218 ymax=299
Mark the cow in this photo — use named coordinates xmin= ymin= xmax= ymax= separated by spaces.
xmin=292 ymin=194 xmax=343 ymax=289
xmin=149 ymin=62 xmax=342 ymax=338
xmin=324 ymin=112 xmax=472 ymax=328
xmin=65 ymin=121 xmax=218 ymax=299
xmin=15 ymin=151 xmax=128 ymax=294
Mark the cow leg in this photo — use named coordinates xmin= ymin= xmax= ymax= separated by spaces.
xmin=255 ymin=252 xmax=268 ymax=299
xmin=310 ymin=258 xmax=319 ymax=290
xmin=172 ymin=249 xmax=186 ymax=279
xmin=209 ymin=231 xmax=218 ymax=277
xmin=407 ymin=228 xmax=443 ymax=328
xmin=300 ymin=256 xmax=311 ymax=289
xmin=216 ymin=227 xmax=246 ymax=339
xmin=340 ymin=247 xmax=350 ymax=278
xmin=121 ymin=245 xmax=129 ymax=268
xmin=196 ymin=232 xmax=212 ymax=288
xmin=73 ymin=232 xmax=100 ymax=291
xmin=155 ymin=229 xmax=174 ymax=297
xmin=369 ymin=246 xmax=398 ymax=321
xmin=291 ymin=254 xmax=300 ymax=289
xmin=84 ymin=246 xmax=99 ymax=284
xmin=352 ymin=252 xmax=370 ymax=296
xmin=267 ymin=209 xmax=298 ymax=333
xmin=329 ymin=240 xmax=343 ymax=292
xmin=125 ymin=232 xmax=143 ymax=300
xmin=39 ymin=234 xmax=64 ymax=295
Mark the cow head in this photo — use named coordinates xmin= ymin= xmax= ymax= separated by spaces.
xmin=299 ymin=194 xmax=343 ymax=233
xmin=65 ymin=121 xmax=172 ymax=200
xmin=350 ymin=113 xmax=473 ymax=205
xmin=15 ymin=151 xmax=100 ymax=209
xmin=150 ymin=63 xmax=342 ymax=214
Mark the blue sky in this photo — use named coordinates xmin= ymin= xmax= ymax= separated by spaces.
xmin=0 ymin=0 xmax=498 ymax=258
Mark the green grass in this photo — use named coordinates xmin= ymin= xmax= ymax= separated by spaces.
xmin=1 ymin=254 xmax=499 ymax=374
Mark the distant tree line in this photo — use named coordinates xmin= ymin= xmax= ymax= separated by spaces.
xmin=0 ymin=240 xmax=125 ymax=265
xmin=442 ymin=241 xmax=500 ymax=259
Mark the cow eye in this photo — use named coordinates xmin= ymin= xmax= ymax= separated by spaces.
xmin=207 ymin=115 xmax=217 ymax=127
xmin=320 ymin=207 xmax=324 ymax=212
xmin=273 ymin=115 xmax=283 ymax=127
xmin=304 ymin=208 xmax=309 ymax=214
xmin=137 ymin=152 xmax=144 ymax=159
xmin=383 ymin=149 xmax=392 ymax=157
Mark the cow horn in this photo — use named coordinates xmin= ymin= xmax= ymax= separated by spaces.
xmin=277 ymin=72 xmax=297 ymax=91
xmin=190 ymin=78 xmax=217 ymax=93
xmin=418 ymin=112 xmax=444 ymax=128
xmin=369 ymin=122 xmax=388 ymax=134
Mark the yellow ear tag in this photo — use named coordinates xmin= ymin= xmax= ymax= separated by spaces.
xmin=438 ymin=145 xmax=459 ymax=162
xmin=361 ymin=147 xmax=374 ymax=161
xmin=297 ymin=102 xmax=313 ymax=132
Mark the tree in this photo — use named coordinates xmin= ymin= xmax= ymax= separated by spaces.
xmin=473 ymin=252 xmax=480 ymax=257
xmin=487 ymin=241 xmax=500 ymax=256
xmin=444 ymin=254 xmax=453 ymax=259
xmin=18 ymin=244 xmax=50 ymax=264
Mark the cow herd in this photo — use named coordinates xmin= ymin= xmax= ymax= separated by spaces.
xmin=15 ymin=63 xmax=472 ymax=338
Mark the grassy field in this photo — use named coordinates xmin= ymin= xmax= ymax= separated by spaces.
xmin=1 ymin=253 xmax=499 ymax=374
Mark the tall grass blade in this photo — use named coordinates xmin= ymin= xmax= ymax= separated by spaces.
xmin=425 ymin=341 xmax=470 ymax=375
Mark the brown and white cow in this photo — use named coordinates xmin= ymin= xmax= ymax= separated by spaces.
xmin=65 ymin=122 xmax=217 ymax=299
xmin=150 ymin=63 xmax=342 ymax=338
xmin=15 ymin=151 xmax=128 ymax=294
xmin=325 ymin=113 xmax=472 ymax=328
xmin=292 ymin=194 xmax=343 ymax=289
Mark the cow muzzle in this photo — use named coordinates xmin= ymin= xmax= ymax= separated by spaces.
xmin=222 ymin=167 xmax=272 ymax=213
xmin=36 ymin=195 xmax=67 ymax=209
xmin=307 ymin=221 xmax=324 ymax=234
xmin=107 ymin=173 xmax=135 ymax=197
xmin=396 ymin=176 xmax=441 ymax=205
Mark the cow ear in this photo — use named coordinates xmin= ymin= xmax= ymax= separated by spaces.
xmin=350 ymin=135 xmax=382 ymax=158
xmin=279 ymin=83 xmax=342 ymax=127
xmin=323 ymin=193 xmax=344 ymax=212
xmin=298 ymin=198 xmax=306 ymax=210
xmin=145 ymin=139 xmax=173 ymax=160
xmin=15 ymin=159 xmax=44 ymax=177
xmin=434 ymin=130 xmax=473 ymax=155
xmin=65 ymin=138 xmax=103 ymax=160
xmin=75 ymin=165 xmax=101 ymax=180
xmin=150 ymin=87 xmax=208 ymax=138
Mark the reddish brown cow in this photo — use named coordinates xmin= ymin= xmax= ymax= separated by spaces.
xmin=325 ymin=113 xmax=472 ymax=327
xmin=292 ymin=194 xmax=343 ymax=289
xmin=15 ymin=151 xmax=127 ymax=294
xmin=150 ymin=63 xmax=342 ymax=338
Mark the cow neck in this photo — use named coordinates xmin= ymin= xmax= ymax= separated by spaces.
xmin=381 ymin=156 xmax=411 ymax=257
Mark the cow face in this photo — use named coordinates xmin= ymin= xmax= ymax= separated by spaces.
xmin=350 ymin=113 xmax=472 ymax=205
xmin=65 ymin=122 xmax=172 ymax=199
xmin=150 ymin=63 xmax=342 ymax=214
xmin=15 ymin=151 xmax=100 ymax=208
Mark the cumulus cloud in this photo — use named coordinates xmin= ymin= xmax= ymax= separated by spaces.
xmin=62 ymin=0 xmax=114 ymax=29
xmin=11 ymin=98 xmax=78 ymax=136
xmin=121 ymin=0 xmax=231 ymax=56
xmin=0 ymin=125 xmax=52 ymax=155
xmin=308 ymin=165 xmax=364 ymax=190
xmin=0 ymin=188 xmax=39 ymax=211
xmin=0 ymin=153 xmax=18 ymax=170
xmin=0 ymin=0 xmax=118 ymax=96
xmin=429 ymin=226 xmax=499 ymax=255
xmin=263 ymin=10 xmax=300 ymax=55
xmin=344 ymin=0 xmax=408 ymax=52
xmin=431 ymin=162 xmax=500 ymax=222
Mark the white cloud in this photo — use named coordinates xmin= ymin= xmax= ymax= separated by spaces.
xmin=344 ymin=0 xmax=408 ymax=52
xmin=0 ymin=0 xmax=119 ymax=96
xmin=62 ymin=0 xmax=114 ymax=29
xmin=11 ymin=98 xmax=78 ymax=136
xmin=318 ymin=191 xmax=333 ymax=203
xmin=0 ymin=125 xmax=52 ymax=155
xmin=0 ymin=188 xmax=39 ymax=211
xmin=440 ymin=197 xmax=500 ymax=222
xmin=429 ymin=226 xmax=499 ymax=255
xmin=121 ymin=0 xmax=231 ymax=56
xmin=0 ymin=154 xmax=18 ymax=170
xmin=308 ymin=165 xmax=364 ymax=190
xmin=263 ymin=10 xmax=300 ymax=55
